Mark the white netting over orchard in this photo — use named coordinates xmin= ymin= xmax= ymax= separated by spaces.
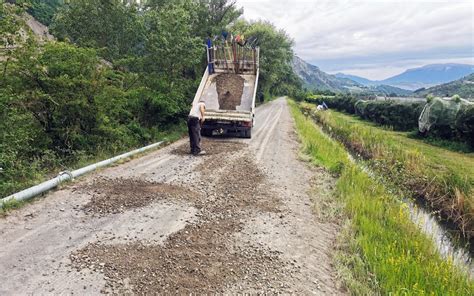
xmin=419 ymin=97 xmax=474 ymax=134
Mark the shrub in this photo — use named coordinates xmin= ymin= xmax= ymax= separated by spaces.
xmin=419 ymin=97 xmax=474 ymax=146
xmin=355 ymin=100 xmax=425 ymax=131
xmin=307 ymin=94 xmax=424 ymax=131
xmin=455 ymin=104 xmax=474 ymax=146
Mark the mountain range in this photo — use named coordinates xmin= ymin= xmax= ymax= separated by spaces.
xmin=291 ymin=56 xmax=360 ymax=92
xmin=292 ymin=56 xmax=413 ymax=96
xmin=335 ymin=64 xmax=474 ymax=91
xmin=414 ymin=73 xmax=474 ymax=99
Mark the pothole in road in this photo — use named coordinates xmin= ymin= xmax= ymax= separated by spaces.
xmin=81 ymin=178 xmax=198 ymax=215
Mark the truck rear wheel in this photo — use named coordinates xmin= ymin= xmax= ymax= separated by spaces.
xmin=242 ymin=129 xmax=252 ymax=139
xmin=201 ymin=129 xmax=211 ymax=137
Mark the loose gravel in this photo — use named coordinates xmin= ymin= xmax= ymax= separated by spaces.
xmin=81 ymin=178 xmax=198 ymax=215
xmin=216 ymin=73 xmax=245 ymax=110
xmin=71 ymin=152 xmax=294 ymax=293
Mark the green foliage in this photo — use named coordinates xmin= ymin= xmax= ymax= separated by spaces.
xmin=306 ymin=93 xmax=359 ymax=114
xmin=51 ymin=0 xmax=145 ymax=61
xmin=354 ymin=100 xmax=425 ymax=131
xmin=408 ymin=132 xmax=473 ymax=153
xmin=420 ymin=97 xmax=474 ymax=146
xmin=307 ymin=94 xmax=427 ymax=131
xmin=192 ymin=0 xmax=243 ymax=37
xmin=1 ymin=0 xmax=251 ymax=198
xmin=232 ymin=19 xmax=302 ymax=101
xmin=455 ymin=103 xmax=474 ymax=145
xmin=415 ymin=74 xmax=474 ymax=99
xmin=1 ymin=41 xmax=157 ymax=196
xmin=426 ymin=93 xmax=434 ymax=103
xmin=28 ymin=0 xmax=63 ymax=25
xmin=290 ymin=100 xmax=474 ymax=295
xmin=0 ymin=2 xmax=27 ymax=47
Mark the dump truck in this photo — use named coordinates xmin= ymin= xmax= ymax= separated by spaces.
xmin=191 ymin=43 xmax=259 ymax=138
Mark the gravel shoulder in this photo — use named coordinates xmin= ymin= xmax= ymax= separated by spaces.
xmin=0 ymin=98 xmax=344 ymax=294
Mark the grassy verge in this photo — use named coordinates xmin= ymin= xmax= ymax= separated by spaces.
xmin=289 ymin=99 xmax=473 ymax=294
xmin=301 ymin=103 xmax=474 ymax=239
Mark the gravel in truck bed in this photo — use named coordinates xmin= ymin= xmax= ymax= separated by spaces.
xmin=216 ymin=74 xmax=245 ymax=110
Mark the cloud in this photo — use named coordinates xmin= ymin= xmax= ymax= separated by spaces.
xmin=236 ymin=0 xmax=474 ymax=79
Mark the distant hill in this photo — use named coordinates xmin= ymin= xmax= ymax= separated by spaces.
xmin=292 ymin=56 xmax=412 ymax=96
xmin=336 ymin=64 xmax=474 ymax=91
xmin=369 ymin=84 xmax=414 ymax=97
xmin=380 ymin=64 xmax=474 ymax=90
xmin=335 ymin=73 xmax=375 ymax=86
xmin=291 ymin=56 xmax=359 ymax=92
xmin=414 ymin=73 xmax=474 ymax=99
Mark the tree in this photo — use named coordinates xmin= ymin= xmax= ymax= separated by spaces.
xmin=50 ymin=0 xmax=144 ymax=61
xmin=232 ymin=19 xmax=302 ymax=100
xmin=194 ymin=0 xmax=242 ymax=37
xmin=28 ymin=0 xmax=64 ymax=25
xmin=1 ymin=2 xmax=28 ymax=48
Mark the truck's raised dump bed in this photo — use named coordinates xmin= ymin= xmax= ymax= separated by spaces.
xmin=192 ymin=46 xmax=259 ymax=138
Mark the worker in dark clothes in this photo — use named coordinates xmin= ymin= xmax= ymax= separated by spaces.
xmin=188 ymin=101 xmax=206 ymax=155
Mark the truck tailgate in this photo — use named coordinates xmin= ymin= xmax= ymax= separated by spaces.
xmin=205 ymin=109 xmax=252 ymax=122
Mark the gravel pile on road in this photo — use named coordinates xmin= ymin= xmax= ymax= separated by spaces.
xmin=71 ymin=151 xmax=294 ymax=293
xmin=71 ymin=220 xmax=295 ymax=294
xmin=214 ymin=155 xmax=281 ymax=213
xmin=171 ymin=139 xmax=247 ymax=156
xmin=215 ymin=74 xmax=244 ymax=110
xmin=81 ymin=178 xmax=197 ymax=215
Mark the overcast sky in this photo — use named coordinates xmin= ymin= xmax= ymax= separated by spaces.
xmin=236 ymin=0 xmax=474 ymax=80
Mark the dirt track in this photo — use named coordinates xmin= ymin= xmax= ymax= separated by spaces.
xmin=0 ymin=98 xmax=343 ymax=294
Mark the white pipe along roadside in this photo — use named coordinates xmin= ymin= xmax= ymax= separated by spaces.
xmin=0 ymin=141 xmax=165 ymax=208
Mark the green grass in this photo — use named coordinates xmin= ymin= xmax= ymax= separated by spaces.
xmin=0 ymin=199 xmax=25 ymax=216
xmin=294 ymin=105 xmax=350 ymax=174
xmin=289 ymin=99 xmax=474 ymax=295
xmin=407 ymin=132 xmax=473 ymax=153
xmin=301 ymin=103 xmax=474 ymax=238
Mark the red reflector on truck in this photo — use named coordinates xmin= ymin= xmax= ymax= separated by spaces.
xmin=241 ymin=121 xmax=252 ymax=127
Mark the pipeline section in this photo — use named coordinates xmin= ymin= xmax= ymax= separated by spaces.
xmin=0 ymin=141 xmax=165 ymax=208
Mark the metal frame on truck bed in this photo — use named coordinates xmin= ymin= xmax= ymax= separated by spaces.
xmin=191 ymin=45 xmax=260 ymax=138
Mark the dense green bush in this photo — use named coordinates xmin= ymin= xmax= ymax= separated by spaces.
xmin=307 ymin=93 xmax=474 ymax=146
xmin=1 ymin=42 xmax=169 ymax=196
xmin=306 ymin=94 xmax=424 ymax=131
xmin=355 ymin=100 xmax=425 ymax=131
xmin=28 ymin=0 xmax=63 ymax=25
xmin=419 ymin=97 xmax=474 ymax=146
xmin=455 ymin=104 xmax=474 ymax=145
xmin=306 ymin=94 xmax=359 ymax=114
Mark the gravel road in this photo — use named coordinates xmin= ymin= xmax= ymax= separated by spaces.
xmin=0 ymin=98 xmax=344 ymax=294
